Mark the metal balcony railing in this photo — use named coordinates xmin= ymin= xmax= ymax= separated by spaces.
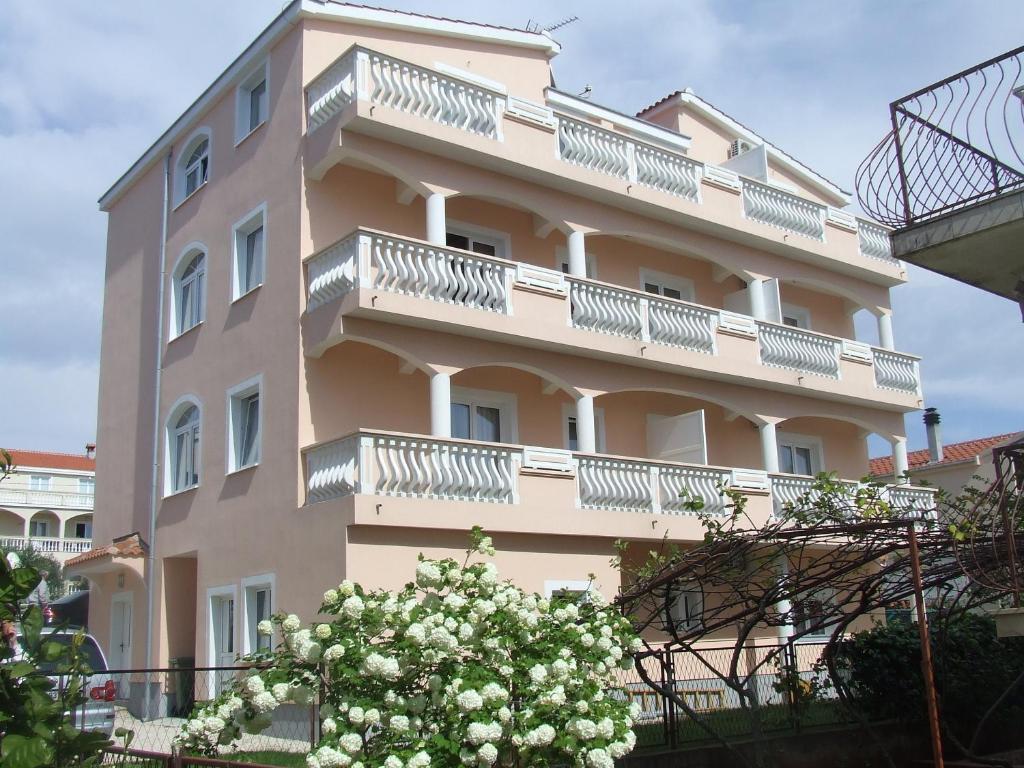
xmin=857 ymin=45 xmax=1024 ymax=227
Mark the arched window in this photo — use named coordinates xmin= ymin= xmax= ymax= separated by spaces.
xmin=169 ymin=404 xmax=201 ymax=492
xmin=173 ymin=249 xmax=206 ymax=336
xmin=183 ymin=139 xmax=209 ymax=197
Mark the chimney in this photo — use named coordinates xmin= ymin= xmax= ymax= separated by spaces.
xmin=85 ymin=443 xmax=96 ymax=459
xmin=923 ymin=408 xmax=943 ymax=463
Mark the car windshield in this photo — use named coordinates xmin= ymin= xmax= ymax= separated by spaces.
xmin=18 ymin=634 xmax=106 ymax=673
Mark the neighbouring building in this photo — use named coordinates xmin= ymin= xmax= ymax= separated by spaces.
xmin=869 ymin=407 xmax=1022 ymax=499
xmin=1 ymin=448 xmax=96 ymax=566
xmin=70 ymin=1 xmax=934 ymax=689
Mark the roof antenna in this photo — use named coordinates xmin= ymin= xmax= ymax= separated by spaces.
xmin=544 ymin=15 xmax=579 ymax=32
xmin=578 ymin=85 xmax=593 ymax=99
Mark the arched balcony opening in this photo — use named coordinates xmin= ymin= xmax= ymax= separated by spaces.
xmin=442 ymin=193 xmax=563 ymax=270
xmin=63 ymin=514 xmax=93 ymax=543
xmin=0 ymin=508 xmax=27 ymax=540
xmin=769 ymin=415 xmax=876 ymax=481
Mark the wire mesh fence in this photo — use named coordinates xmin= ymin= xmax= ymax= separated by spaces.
xmin=621 ymin=641 xmax=856 ymax=749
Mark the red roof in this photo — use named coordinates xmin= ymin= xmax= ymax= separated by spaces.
xmin=4 ymin=449 xmax=95 ymax=472
xmin=869 ymin=433 xmax=1019 ymax=477
xmin=65 ymin=533 xmax=146 ymax=568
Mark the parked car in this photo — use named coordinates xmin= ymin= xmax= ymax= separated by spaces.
xmin=47 ymin=589 xmax=90 ymax=628
xmin=14 ymin=629 xmax=116 ymax=737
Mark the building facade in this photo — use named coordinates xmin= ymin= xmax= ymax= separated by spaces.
xmin=1 ymin=449 xmax=95 ymax=565
xmin=73 ymin=1 xmax=932 ymax=675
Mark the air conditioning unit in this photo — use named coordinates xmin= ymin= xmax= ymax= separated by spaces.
xmin=728 ymin=139 xmax=753 ymax=159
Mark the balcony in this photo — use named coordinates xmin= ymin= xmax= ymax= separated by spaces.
xmin=303 ymin=430 xmax=934 ymax=540
xmin=0 ymin=487 xmax=94 ymax=511
xmin=302 ymin=229 xmax=922 ymax=408
xmin=857 ymin=45 xmax=1024 ymax=305
xmin=769 ymin=473 xmax=935 ymax=518
xmin=304 ymin=46 xmax=903 ymax=284
xmin=0 ymin=535 xmax=94 ymax=555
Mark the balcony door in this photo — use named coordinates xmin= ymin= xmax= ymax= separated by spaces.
xmin=646 ymin=410 xmax=707 ymax=465
xmin=450 ymin=387 xmax=518 ymax=444
xmin=109 ymin=593 xmax=132 ymax=682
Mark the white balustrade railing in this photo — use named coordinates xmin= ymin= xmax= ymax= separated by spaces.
xmin=306 ymin=230 xmax=514 ymax=315
xmin=771 ymin=474 xmax=935 ymax=520
xmin=856 ymin=219 xmax=897 ymax=264
xmin=886 ymin=485 xmax=938 ymax=519
xmin=556 ymin=117 xmax=703 ymax=203
xmin=872 ymin=349 xmax=920 ymax=393
xmin=576 ymin=455 xmax=731 ymax=515
xmin=647 ymin=296 xmax=718 ymax=353
xmin=0 ymin=536 xmax=93 ymax=554
xmin=741 ymin=179 xmax=826 ymax=240
xmin=307 ymin=47 xmax=505 ymax=139
xmin=306 ymin=432 xmax=520 ymax=505
xmin=756 ymin=322 xmax=841 ymax=378
xmin=0 ymin=488 xmax=94 ymax=510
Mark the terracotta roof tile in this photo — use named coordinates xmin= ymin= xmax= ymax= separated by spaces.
xmin=4 ymin=449 xmax=95 ymax=472
xmin=65 ymin=533 xmax=146 ymax=568
xmin=869 ymin=433 xmax=1020 ymax=477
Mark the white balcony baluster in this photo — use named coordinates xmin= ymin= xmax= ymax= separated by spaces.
xmin=370 ymin=234 xmax=511 ymax=313
xmin=567 ymin=279 xmax=645 ymax=339
xmin=557 ymin=117 xmax=632 ymax=179
xmin=658 ymin=464 xmax=731 ymax=515
xmin=307 ymin=435 xmax=360 ymax=503
xmin=872 ymin=349 xmax=920 ymax=393
xmin=306 ymin=234 xmax=359 ymax=310
xmin=885 ymin=485 xmax=937 ymax=519
xmin=857 ymin=220 xmax=897 ymax=264
xmin=770 ymin=474 xmax=859 ymax=518
xmin=741 ymin=179 xmax=826 ymax=240
xmin=306 ymin=49 xmax=358 ymax=132
xmin=577 ymin=456 xmax=730 ymax=515
xmin=633 ymin=144 xmax=703 ymax=202
xmin=756 ymin=322 xmax=841 ymax=378
xmin=0 ymin=488 xmax=94 ymax=510
xmin=647 ymin=298 xmax=717 ymax=354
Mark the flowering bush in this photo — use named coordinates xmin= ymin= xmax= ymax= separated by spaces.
xmin=176 ymin=529 xmax=640 ymax=767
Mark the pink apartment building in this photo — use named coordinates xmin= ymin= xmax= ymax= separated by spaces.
xmin=69 ymin=1 xmax=933 ymax=681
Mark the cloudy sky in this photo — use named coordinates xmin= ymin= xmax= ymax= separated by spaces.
xmin=0 ymin=1 xmax=1021 ymax=458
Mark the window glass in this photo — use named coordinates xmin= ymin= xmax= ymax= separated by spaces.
xmin=475 ymin=406 xmax=501 ymax=442
xmin=783 ymin=316 xmax=800 ymax=327
xmin=249 ymin=80 xmax=266 ymax=132
xmin=184 ymin=139 xmax=209 ymax=196
xmin=446 ymin=231 xmax=499 ymax=257
xmin=446 ymin=233 xmax=469 ymax=250
xmin=30 ymin=475 xmax=51 ymax=491
xmin=567 ymin=416 xmax=579 ymax=452
xmin=244 ymin=226 xmax=264 ymax=292
xmin=239 ymin=393 xmax=260 ymax=467
xmin=178 ymin=253 xmax=205 ymax=334
xmin=75 ymin=522 xmax=92 ymax=539
xmin=172 ymin=405 xmax=200 ymax=491
xmin=255 ymin=589 xmax=271 ymax=651
xmin=451 ymin=403 xmax=471 ymax=440
xmin=793 ymin=446 xmax=813 ymax=475
xmin=79 ymin=478 xmax=95 ymax=495
xmin=667 ymin=588 xmax=703 ymax=630
xmin=29 ymin=520 xmax=49 ymax=537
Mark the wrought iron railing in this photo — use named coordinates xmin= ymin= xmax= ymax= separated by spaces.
xmin=857 ymin=45 xmax=1024 ymax=227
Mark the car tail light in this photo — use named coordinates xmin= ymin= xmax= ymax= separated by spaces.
xmin=43 ymin=606 xmax=54 ymax=623
xmin=90 ymin=680 xmax=116 ymax=702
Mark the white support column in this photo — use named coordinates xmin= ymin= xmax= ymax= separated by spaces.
xmin=760 ymin=421 xmax=779 ymax=474
xmin=749 ymin=279 xmax=767 ymax=320
xmin=892 ymin=437 xmax=909 ymax=483
xmin=426 ymin=193 xmax=446 ymax=246
xmin=775 ymin=557 xmax=795 ymax=642
xmin=430 ymin=372 xmax=452 ymax=438
xmin=575 ymin=395 xmax=596 ymax=454
xmin=567 ymin=230 xmax=587 ymax=278
xmin=878 ymin=312 xmax=895 ymax=351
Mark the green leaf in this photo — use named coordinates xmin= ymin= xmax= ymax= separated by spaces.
xmin=0 ymin=734 xmax=54 ymax=768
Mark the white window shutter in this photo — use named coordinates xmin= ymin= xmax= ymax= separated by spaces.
xmin=646 ymin=410 xmax=707 ymax=465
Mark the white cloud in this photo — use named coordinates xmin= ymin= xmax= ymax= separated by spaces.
xmin=0 ymin=0 xmax=1021 ymax=453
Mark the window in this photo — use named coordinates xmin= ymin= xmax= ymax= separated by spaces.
xmin=793 ymin=590 xmax=835 ymax=637
xmin=168 ymin=402 xmax=201 ymax=493
xmin=78 ymin=478 xmax=95 ymax=495
xmin=232 ymin=205 xmax=266 ymax=299
xmin=172 ymin=248 xmax=206 ymax=337
xmin=640 ymin=269 xmax=695 ymax=303
xmin=450 ymin=387 xmax=517 ymax=443
xmin=562 ymin=404 xmax=606 ymax=453
xmin=777 ymin=432 xmax=823 ymax=476
xmin=556 ymin=249 xmax=597 ymax=279
xmin=175 ymin=128 xmax=212 ymax=204
xmin=446 ymin=229 xmax=506 ymax=258
xmin=242 ymin=574 xmax=275 ymax=655
xmin=227 ymin=377 xmax=261 ymax=472
xmin=544 ymin=579 xmax=594 ymax=600
xmin=29 ymin=520 xmax=49 ymax=537
xmin=29 ymin=475 xmax=51 ymax=491
xmin=665 ymin=586 xmax=704 ymax=631
xmin=236 ymin=62 xmax=269 ymax=141
xmin=781 ymin=303 xmax=811 ymax=330
xmin=75 ymin=521 xmax=92 ymax=539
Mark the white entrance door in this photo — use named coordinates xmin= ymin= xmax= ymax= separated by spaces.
xmin=109 ymin=594 xmax=132 ymax=696
xmin=647 ymin=410 xmax=708 ymax=465
xmin=212 ymin=596 xmax=236 ymax=695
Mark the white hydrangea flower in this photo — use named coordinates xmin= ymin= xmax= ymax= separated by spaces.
xmin=455 ymin=689 xmax=483 ymax=712
xmin=291 ymin=685 xmax=314 ymax=705
xmin=321 ymin=717 xmax=337 ymax=735
xmin=383 ymin=758 xmax=403 ymax=768
xmin=415 ymin=561 xmax=443 ymax=588
xmin=477 ymin=743 xmax=498 ymax=765
xmin=342 ymin=595 xmax=365 ymax=619
xmin=338 ymin=580 xmax=355 ymax=597
xmin=528 ymin=664 xmax=547 ymax=684
xmin=596 ymin=718 xmax=615 ymax=739
xmin=628 ymin=636 xmax=643 ymax=653
xmin=443 ymin=593 xmax=467 ymax=610
xmin=524 ymin=724 xmax=556 ymax=747
xmin=476 ymin=535 xmax=496 ymax=556
xmin=497 ymin=706 xmax=512 ymax=723
xmin=257 ymin=619 xmax=273 ymax=636
xmin=551 ymin=659 xmax=570 ymax=678
xmin=363 ymin=652 xmax=401 ymax=680
xmin=323 ymin=643 xmax=346 ymax=662
xmin=315 ymin=623 xmax=333 ymax=640
xmin=348 ymin=706 xmax=365 ymax=725
xmin=599 ymin=625 xmax=613 ymax=638
xmin=244 ymin=675 xmax=265 ymax=695
xmin=307 ymin=755 xmax=321 ymax=768
xmin=315 ymin=745 xmax=348 ymax=768
xmin=586 ymin=749 xmax=614 ymax=768
xmin=282 ymin=614 xmax=301 ymax=633
xmin=569 ymin=719 xmax=598 ymax=740
xmin=576 ymin=700 xmax=589 ymax=714
xmin=364 ymin=708 xmax=381 ymax=725
xmin=596 ymin=637 xmax=612 ymax=652
xmin=481 ymin=682 xmax=508 ymax=702
xmin=407 ymin=751 xmax=431 ymax=768
xmin=203 ymin=716 xmax=225 ymax=734
xmin=252 ymin=691 xmax=277 ymax=715
xmin=271 ymin=682 xmax=291 ymax=702
xmin=338 ymin=733 xmax=362 ymax=753
xmin=323 ymin=588 xmax=339 ymax=604
xmin=458 ymin=623 xmax=474 ymax=641
xmin=466 ymin=721 xmax=503 ymax=745
xmin=538 ymin=685 xmax=566 ymax=707
xmin=389 ymin=715 xmax=410 ymax=732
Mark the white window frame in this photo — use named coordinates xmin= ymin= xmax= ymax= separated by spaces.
xmin=78 ymin=477 xmax=95 ymax=495
xmin=175 ymin=127 xmax=212 ymax=205
xmin=165 ymin=395 xmax=203 ymax=496
xmin=544 ymin=579 xmax=595 ymax=599
xmin=235 ymin=60 xmax=269 ymax=144
xmin=29 ymin=475 xmax=51 ymax=491
xmin=561 ymin=403 xmax=607 ymax=453
xmin=793 ymin=587 xmax=836 ymax=639
xmin=781 ymin=303 xmax=812 ymax=330
xmin=226 ymin=375 xmax=262 ymax=474
xmin=206 ymin=584 xmax=238 ymax=695
xmin=445 ymin=220 xmax=510 ymax=259
xmin=665 ymin=585 xmax=704 ymax=631
xmin=450 ymin=386 xmax=518 ymax=444
xmin=555 ymin=246 xmax=598 ymax=279
xmin=29 ymin=519 xmax=50 ymax=538
xmin=240 ymin=573 xmax=275 ymax=655
xmin=170 ymin=243 xmax=207 ymax=339
xmin=639 ymin=268 xmax=696 ymax=303
xmin=74 ymin=520 xmax=93 ymax=539
xmin=231 ymin=204 xmax=267 ymax=300
xmin=776 ymin=431 xmax=824 ymax=476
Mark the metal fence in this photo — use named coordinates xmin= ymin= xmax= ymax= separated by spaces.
xmin=621 ymin=642 xmax=856 ymax=749
xmin=96 ymin=666 xmax=313 ymax=766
